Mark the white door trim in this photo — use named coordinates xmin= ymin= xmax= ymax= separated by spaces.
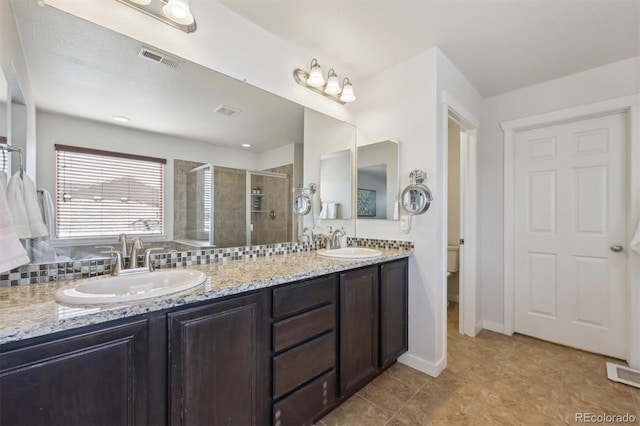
xmin=501 ymin=94 xmax=640 ymax=366
xmin=442 ymin=91 xmax=479 ymax=338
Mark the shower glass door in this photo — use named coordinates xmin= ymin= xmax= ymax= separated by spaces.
xmin=246 ymin=171 xmax=289 ymax=246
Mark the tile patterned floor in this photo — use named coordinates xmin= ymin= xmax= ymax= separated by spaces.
xmin=319 ymin=303 xmax=639 ymax=425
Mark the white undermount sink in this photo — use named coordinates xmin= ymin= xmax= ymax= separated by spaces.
xmin=316 ymin=247 xmax=383 ymax=259
xmin=55 ymin=269 xmax=207 ymax=305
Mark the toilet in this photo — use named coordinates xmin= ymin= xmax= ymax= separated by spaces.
xmin=447 ymin=245 xmax=459 ymax=277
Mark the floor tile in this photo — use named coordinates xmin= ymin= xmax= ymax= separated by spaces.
xmin=322 ymin=395 xmax=392 ymax=426
xmin=320 ymin=303 xmax=636 ymax=426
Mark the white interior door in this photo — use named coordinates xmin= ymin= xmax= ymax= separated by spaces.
xmin=514 ymin=112 xmax=627 ymax=358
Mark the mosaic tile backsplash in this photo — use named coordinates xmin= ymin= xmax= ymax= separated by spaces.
xmin=0 ymin=238 xmax=413 ymax=287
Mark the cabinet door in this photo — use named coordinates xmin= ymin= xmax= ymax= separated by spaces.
xmin=0 ymin=320 xmax=149 ymax=426
xmin=380 ymin=259 xmax=409 ymax=368
xmin=168 ymin=292 xmax=267 ymax=426
xmin=339 ymin=266 xmax=379 ymax=396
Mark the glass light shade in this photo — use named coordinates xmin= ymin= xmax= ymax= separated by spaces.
xmin=163 ymin=0 xmax=194 ymax=25
xmin=129 ymin=0 xmax=152 ymax=4
xmin=324 ymin=70 xmax=342 ymax=95
xmin=307 ymin=62 xmax=325 ymax=88
xmin=339 ymin=79 xmax=356 ymax=102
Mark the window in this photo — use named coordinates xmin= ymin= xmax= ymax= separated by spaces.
xmin=55 ymin=144 xmax=165 ymax=238
xmin=1 ymin=138 xmax=9 ymax=174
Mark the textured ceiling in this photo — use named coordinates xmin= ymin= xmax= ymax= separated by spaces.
xmin=11 ymin=0 xmax=304 ymax=152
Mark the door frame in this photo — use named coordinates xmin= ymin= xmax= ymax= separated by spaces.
xmin=501 ymin=94 xmax=640 ymax=366
xmin=442 ymin=92 xmax=479 ymax=337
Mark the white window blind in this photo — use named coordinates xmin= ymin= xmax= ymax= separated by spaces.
xmin=1 ymin=139 xmax=9 ymax=174
xmin=55 ymin=144 xmax=165 ymax=238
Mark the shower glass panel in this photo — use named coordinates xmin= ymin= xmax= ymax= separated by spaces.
xmin=184 ymin=163 xmax=213 ymax=245
xmin=246 ymin=171 xmax=289 ymax=246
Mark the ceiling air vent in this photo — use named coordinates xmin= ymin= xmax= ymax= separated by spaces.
xmin=214 ymin=105 xmax=242 ymax=117
xmin=138 ymin=47 xmax=181 ymax=69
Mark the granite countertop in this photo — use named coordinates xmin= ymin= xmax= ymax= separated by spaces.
xmin=0 ymin=248 xmax=411 ymax=345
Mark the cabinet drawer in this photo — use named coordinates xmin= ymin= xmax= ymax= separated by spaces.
xmin=272 ymin=275 xmax=336 ymax=319
xmin=273 ymin=370 xmax=336 ymax=426
xmin=273 ymin=331 xmax=335 ymax=398
xmin=273 ymin=304 xmax=335 ymax=353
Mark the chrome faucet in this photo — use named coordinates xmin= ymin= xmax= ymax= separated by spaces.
xmin=299 ymin=227 xmax=314 ymax=243
xmin=129 ymin=237 xmax=144 ymax=268
xmin=330 ymin=227 xmax=346 ymax=249
xmin=118 ymin=233 xmax=128 ymax=258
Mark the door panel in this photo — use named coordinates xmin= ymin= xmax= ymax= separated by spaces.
xmin=514 ymin=112 xmax=627 ymax=358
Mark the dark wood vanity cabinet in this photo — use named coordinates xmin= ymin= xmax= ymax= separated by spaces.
xmin=0 ymin=257 xmax=409 ymax=426
xmin=0 ymin=319 xmax=155 ymax=426
xmin=339 ymin=266 xmax=380 ymax=396
xmin=339 ymin=258 xmax=408 ymax=396
xmin=380 ymin=258 xmax=409 ymax=368
xmin=168 ymin=291 xmax=269 ymax=426
xmin=271 ymin=275 xmax=338 ymax=426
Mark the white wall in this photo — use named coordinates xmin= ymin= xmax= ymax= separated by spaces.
xmin=0 ymin=0 xmax=36 ymax=178
xmin=353 ymin=46 xmax=481 ymax=376
xmin=478 ymin=57 xmax=640 ymax=327
xmin=355 ymin=47 xmax=439 ymax=374
xmin=36 ymin=110 xmax=260 ymax=241
xmin=258 ymin=143 xmax=296 ymax=171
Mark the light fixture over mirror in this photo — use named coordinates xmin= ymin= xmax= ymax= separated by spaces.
xmin=294 ymin=59 xmax=356 ymax=105
xmin=116 ymin=0 xmax=197 ymax=33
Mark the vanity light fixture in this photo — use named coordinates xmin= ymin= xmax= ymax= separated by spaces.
xmin=115 ymin=0 xmax=197 ymax=33
xmin=112 ymin=115 xmax=131 ymax=123
xmin=293 ymin=59 xmax=356 ymax=105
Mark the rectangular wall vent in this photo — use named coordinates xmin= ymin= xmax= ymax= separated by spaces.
xmin=138 ymin=47 xmax=181 ymax=69
xmin=214 ymin=105 xmax=242 ymax=117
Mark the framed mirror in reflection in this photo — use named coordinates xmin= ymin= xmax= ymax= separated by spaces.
xmin=6 ymin=0 xmax=356 ymax=264
xmin=356 ymin=140 xmax=400 ymax=220
xmin=319 ymin=149 xmax=352 ymax=220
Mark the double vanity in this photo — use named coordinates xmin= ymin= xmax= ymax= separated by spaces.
xmin=0 ymin=247 xmax=410 ymax=426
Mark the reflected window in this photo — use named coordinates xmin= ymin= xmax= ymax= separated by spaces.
xmin=55 ymin=144 xmax=165 ymax=238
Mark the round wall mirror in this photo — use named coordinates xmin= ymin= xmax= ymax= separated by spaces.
xmin=401 ymin=184 xmax=433 ymax=215
xmin=293 ymin=193 xmax=312 ymax=216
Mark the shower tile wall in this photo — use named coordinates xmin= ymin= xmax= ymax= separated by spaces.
xmin=214 ymin=167 xmax=246 ymax=247
xmin=263 ymin=163 xmax=293 ymax=243
xmin=250 ymin=171 xmax=289 ymax=246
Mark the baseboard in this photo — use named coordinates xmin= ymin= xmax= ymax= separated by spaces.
xmin=398 ymin=352 xmax=446 ymax=378
xmin=480 ymin=320 xmax=505 ymax=334
xmin=475 ymin=320 xmax=483 ymax=336
xmin=447 ymin=294 xmax=459 ymax=303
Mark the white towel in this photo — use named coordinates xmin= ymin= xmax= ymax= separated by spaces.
xmin=631 ymin=220 xmax=640 ymax=254
xmin=0 ymin=179 xmax=29 ymax=273
xmin=37 ymin=189 xmax=55 ymax=239
xmin=320 ymin=202 xmax=338 ymax=219
xmin=7 ymin=172 xmax=48 ymax=239
xmin=327 ymin=202 xmax=338 ymax=219
xmin=320 ymin=202 xmax=329 ymax=219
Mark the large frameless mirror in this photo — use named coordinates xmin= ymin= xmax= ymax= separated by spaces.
xmin=7 ymin=0 xmax=356 ymax=264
